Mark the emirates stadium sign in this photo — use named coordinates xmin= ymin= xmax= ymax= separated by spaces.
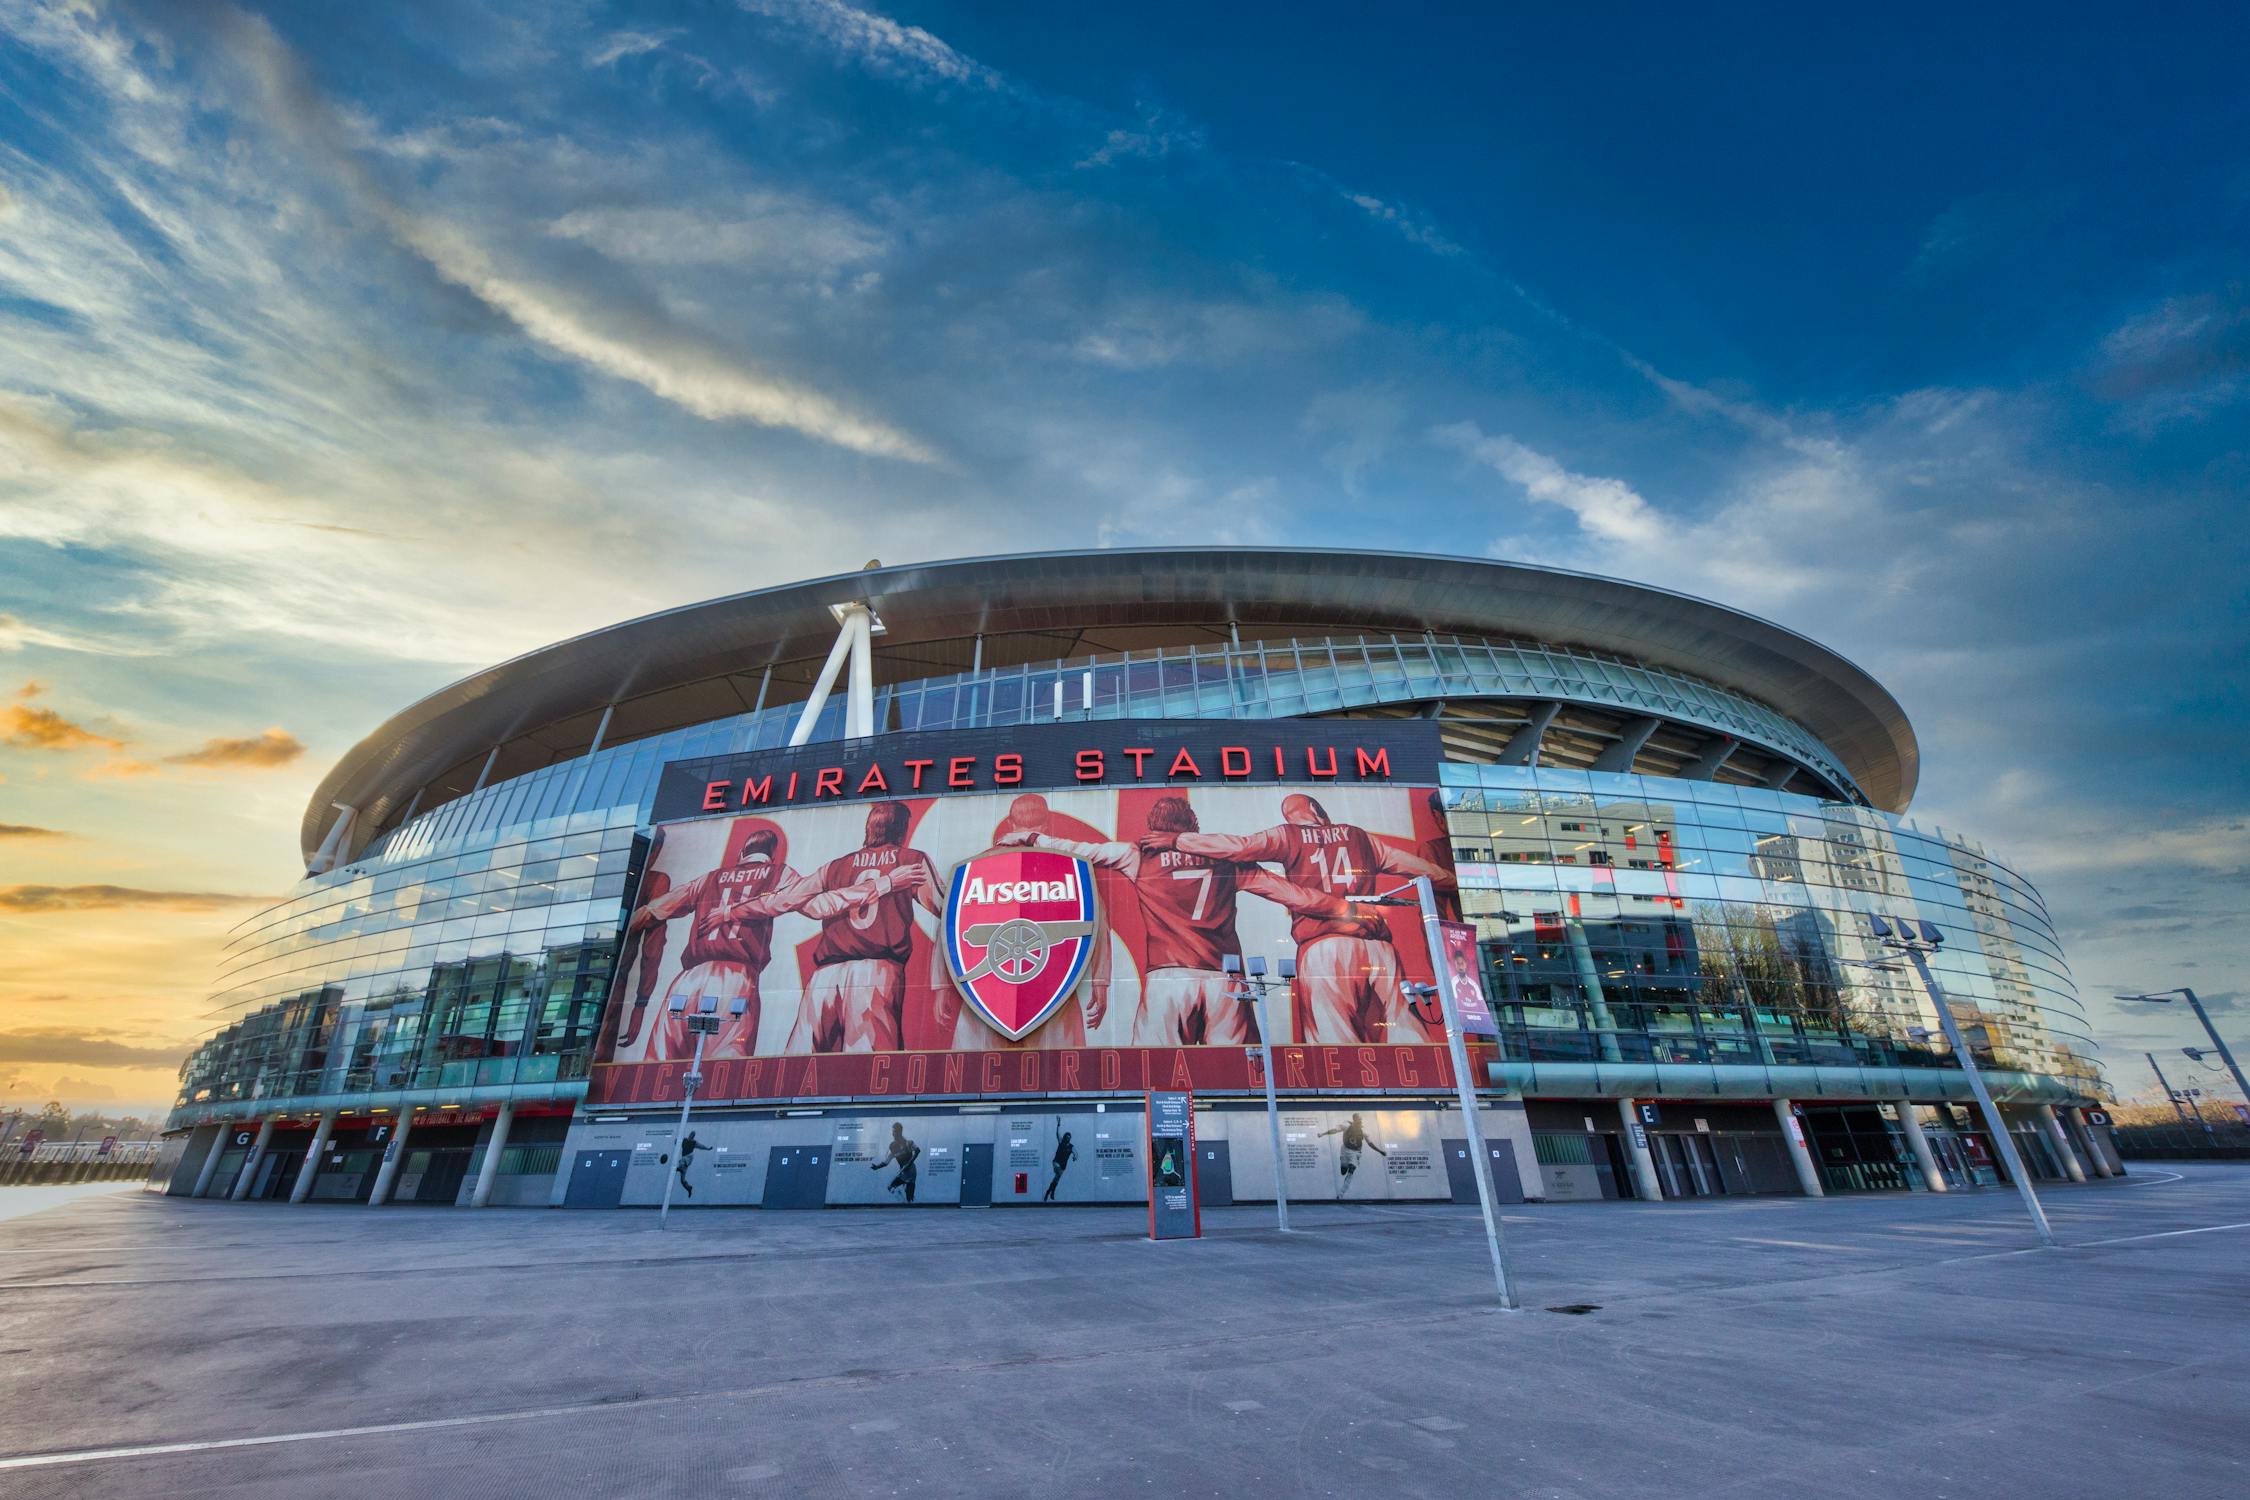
xmin=651 ymin=719 xmax=1441 ymax=823
xmin=944 ymin=847 xmax=1099 ymax=1040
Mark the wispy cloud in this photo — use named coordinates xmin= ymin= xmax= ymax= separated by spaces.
xmin=1342 ymin=190 xmax=1465 ymax=259
xmin=740 ymin=0 xmax=1003 ymax=91
xmin=164 ymin=727 xmax=304 ymax=769
xmin=208 ymin=8 xmax=942 ymax=466
xmin=1433 ymin=423 xmax=1669 ymax=546
xmin=0 ymin=683 xmax=126 ymax=752
xmin=586 ymin=29 xmax=681 ymax=68
xmin=0 ymin=885 xmax=262 ymax=914
xmin=0 ymin=824 xmax=67 ymax=840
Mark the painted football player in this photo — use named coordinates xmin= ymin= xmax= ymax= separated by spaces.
xmin=1003 ymin=794 xmax=1380 ymax=1046
xmin=1140 ymin=793 xmax=1453 ymax=1046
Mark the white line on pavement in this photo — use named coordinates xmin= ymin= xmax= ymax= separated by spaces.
xmin=2071 ymin=1219 xmax=2250 ymax=1248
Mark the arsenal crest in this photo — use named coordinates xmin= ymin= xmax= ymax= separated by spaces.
xmin=943 ymin=847 xmax=1098 ymax=1040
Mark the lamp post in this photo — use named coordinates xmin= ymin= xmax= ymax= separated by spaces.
xmin=1223 ymin=952 xmax=1295 ymax=1234
xmin=1865 ymin=916 xmax=2053 ymax=1248
xmin=2145 ymin=1051 xmax=2195 ymax=1129
xmin=2119 ymin=990 xmax=2248 ymax=1114
xmin=1369 ymin=878 xmax=1519 ymax=1310
xmin=657 ymin=992 xmax=745 ymax=1229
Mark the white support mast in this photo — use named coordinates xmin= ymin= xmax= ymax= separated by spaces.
xmin=789 ymin=564 xmax=886 ymax=746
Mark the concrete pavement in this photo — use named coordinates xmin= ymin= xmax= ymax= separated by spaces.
xmin=0 ymin=1165 xmax=2243 ymax=1498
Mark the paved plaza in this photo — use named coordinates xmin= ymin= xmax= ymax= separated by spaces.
xmin=0 ymin=1166 xmax=2243 ymax=1498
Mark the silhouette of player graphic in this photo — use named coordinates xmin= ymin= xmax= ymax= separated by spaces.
xmin=1044 ymin=1131 xmax=1075 ymax=1201
xmin=870 ymin=1122 xmax=921 ymax=1203
xmin=1318 ymin=1114 xmax=1387 ymax=1195
xmin=672 ymin=1130 xmax=705 ymax=1199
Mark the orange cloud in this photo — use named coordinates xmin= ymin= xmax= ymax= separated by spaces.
xmin=80 ymin=758 xmax=161 ymax=780
xmin=0 ymin=1028 xmax=185 ymax=1069
xmin=165 ymin=727 xmax=305 ymax=769
xmin=1 ymin=682 xmax=125 ymax=752
xmin=0 ymin=884 xmax=261 ymax=913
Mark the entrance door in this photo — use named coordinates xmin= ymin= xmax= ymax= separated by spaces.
xmin=1195 ymin=1140 xmax=1233 ymax=1208
xmin=761 ymin=1145 xmax=829 ymax=1209
xmin=563 ymin=1150 xmax=629 ymax=1209
xmin=960 ymin=1142 xmax=993 ymax=1206
xmin=1597 ymin=1133 xmax=1634 ymax=1199
xmin=255 ymin=1149 xmax=302 ymax=1200
xmin=404 ymin=1147 xmax=472 ymax=1204
xmin=1445 ymin=1138 xmax=1529 ymax=1204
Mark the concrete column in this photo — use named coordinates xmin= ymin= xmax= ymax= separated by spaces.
xmin=366 ymin=1113 xmax=414 ymax=1206
xmin=288 ymin=1115 xmax=335 ymax=1204
xmin=189 ymin=1125 xmax=228 ymax=1198
xmin=1895 ymin=1104 xmax=1946 ymax=1193
xmin=1774 ymin=1099 xmax=1825 ymax=1197
xmin=2064 ymin=1107 xmax=2113 ymax=1177
xmin=469 ymin=1101 xmax=515 ymax=1208
xmin=1616 ymin=1099 xmax=1665 ymax=1202
xmin=228 ymin=1116 xmax=277 ymax=1201
xmin=2038 ymin=1104 xmax=2087 ymax=1183
xmin=2077 ymin=1109 xmax=2126 ymax=1176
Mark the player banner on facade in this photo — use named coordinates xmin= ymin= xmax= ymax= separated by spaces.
xmin=592 ymin=770 xmax=1460 ymax=1105
xmin=1437 ymin=919 xmax=1498 ymax=1036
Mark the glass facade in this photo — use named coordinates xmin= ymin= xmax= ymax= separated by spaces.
xmin=170 ymin=630 xmax=2093 ymax=1126
xmin=1442 ymin=765 xmax=2097 ymax=1097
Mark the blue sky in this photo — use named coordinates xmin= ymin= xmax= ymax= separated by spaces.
xmin=0 ymin=1 xmax=2244 ymax=1109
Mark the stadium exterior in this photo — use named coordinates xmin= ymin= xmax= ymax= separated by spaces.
xmin=158 ymin=549 xmax=2120 ymax=1212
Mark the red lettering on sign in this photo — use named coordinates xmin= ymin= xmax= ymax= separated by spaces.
xmin=1321 ymin=1050 xmax=1344 ymax=1087
xmin=741 ymin=774 xmax=773 ymax=805
xmin=1274 ymin=746 xmax=1286 ymax=775
xmin=1358 ymin=1047 xmax=1380 ymax=1087
xmin=785 ymin=771 xmax=799 ymax=801
xmin=981 ymin=1054 xmax=1004 ymax=1092
xmin=702 ymin=780 xmax=728 ymax=811
xmin=1075 ymin=749 xmax=1105 ymax=781
xmin=1395 ymin=1050 xmax=1420 ymax=1086
xmin=1306 ymin=746 xmax=1338 ymax=778
xmin=1168 ymin=747 xmax=1202 ymax=778
xmin=857 ymin=763 xmax=889 ymax=794
xmin=905 ymin=759 xmax=933 ymax=789
xmin=995 ymin=753 xmax=1023 ymax=785
xmin=1018 ymin=1052 xmax=1039 ymax=1091
xmin=1059 ymin=1052 xmax=1082 ymax=1089
xmin=1220 ymin=745 xmax=1250 ymax=777
xmin=943 ymin=1053 xmax=966 ymax=1093
xmin=1354 ymin=746 xmax=1390 ymax=777
xmin=795 ymin=1056 xmax=820 ymax=1094
xmin=1099 ymin=1051 xmax=1122 ymax=1089
xmin=867 ymin=1055 xmax=891 ymax=1093
xmin=948 ymin=757 xmax=975 ymax=789
xmin=1285 ymin=1049 xmax=1311 ymax=1088
xmin=1169 ymin=1052 xmax=1194 ymax=1089
xmin=904 ymin=1054 xmax=927 ymax=1093
xmin=814 ymin=767 xmax=845 ymax=797
xmin=742 ymin=1059 xmax=763 ymax=1094
xmin=1118 ymin=747 xmax=1149 ymax=777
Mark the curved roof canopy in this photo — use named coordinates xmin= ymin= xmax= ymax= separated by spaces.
xmin=303 ymin=548 xmax=1920 ymax=859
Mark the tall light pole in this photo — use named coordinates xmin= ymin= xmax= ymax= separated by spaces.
xmin=657 ymin=992 xmax=745 ymax=1228
xmin=1867 ymin=916 xmax=2054 ymax=1248
xmin=1223 ymin=953 xmax=1295 ymax=1234
xmin=1370 ymin=878 xmax=1519 ymax=1310
xmin=2118 ymin=990 xmax=2248 ymax=1113
xmin=2144 ymin=1051 xmax=2208 ymax=1137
